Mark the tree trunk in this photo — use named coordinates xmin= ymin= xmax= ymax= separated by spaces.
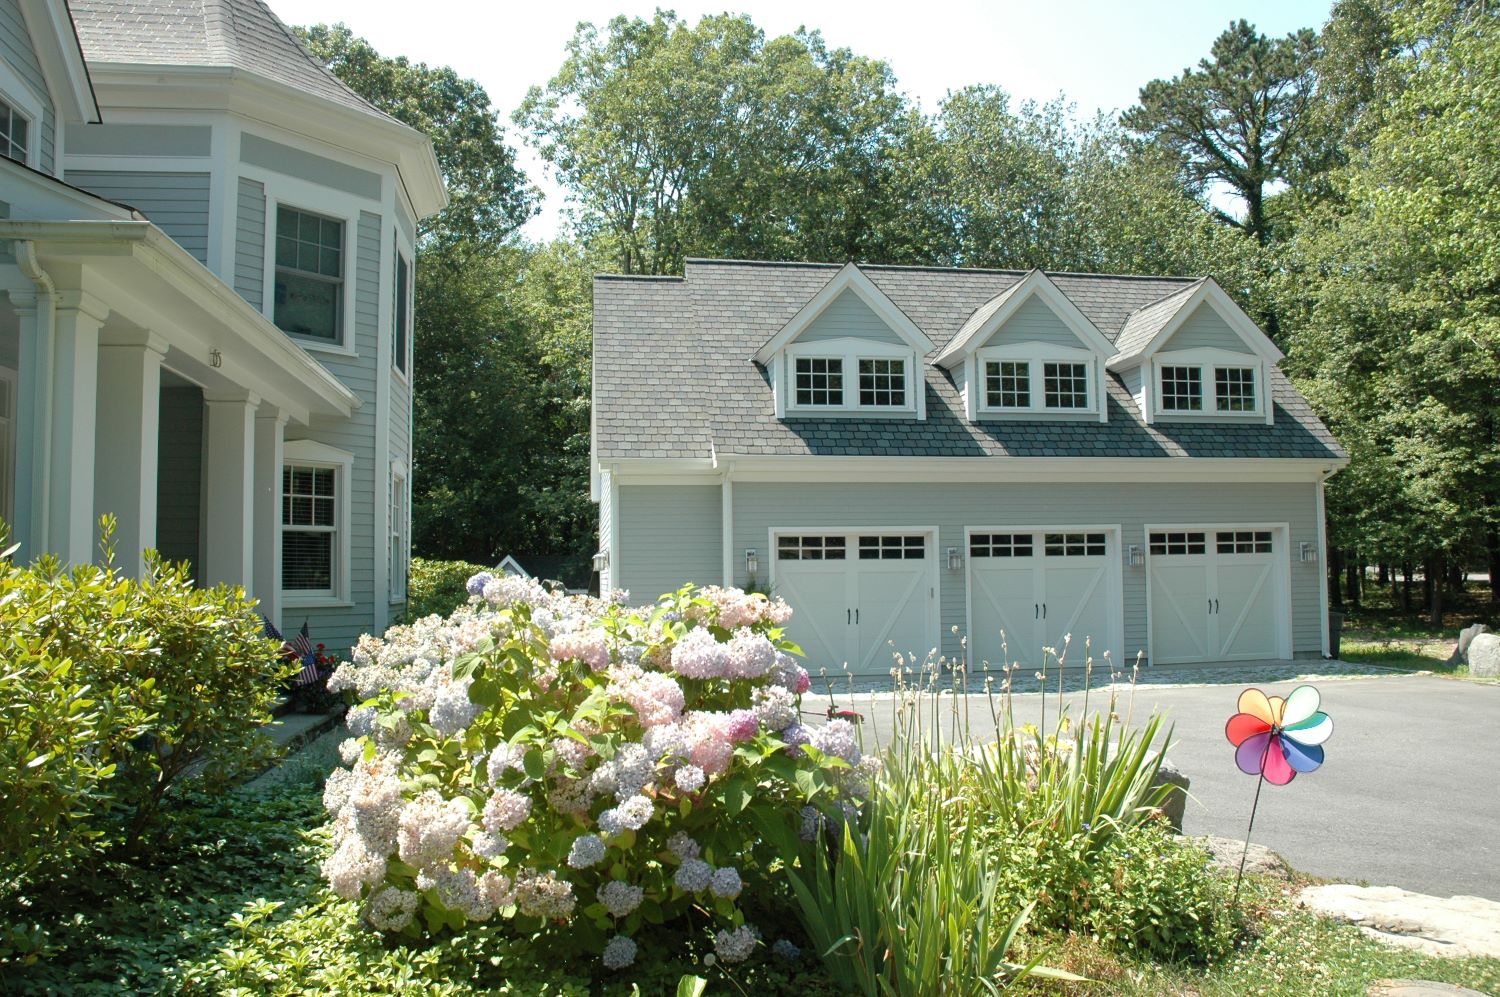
xmin=1347 ymin=554 xmax=1362 ymax=609
xmin=1402 ymin=563 xmax=1413 ymax=615
xmin=1429 ymin=556 xmax=1445 ymax=629
xmin=1329 ymin=547 xmax=1344 ymax=608
xmin=1378 ymin=562 xmax=1389 ymax=586
xmin=1450 ymin=560 xmax=1464 ymax=594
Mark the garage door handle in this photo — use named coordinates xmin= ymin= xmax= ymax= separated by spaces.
xmin=1035 ymin=603 xmax=1039 ymax=619
xmin=1214 ymin=599 xmax=1220 ymax=615
xmin=1042 ymin=603 xmax=1047 ymax=619
xmin=847 ymin=609 xmax=851 ymax=625
xmin=855 ymin=609 xmax=860 ymax=624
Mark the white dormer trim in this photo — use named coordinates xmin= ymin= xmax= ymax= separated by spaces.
xmin=18 ymin=0 xmax=101 ymax=126
xmin=969 ymin=342 xmax=1104 ymax=421
xmin=933 ymin=269 xmax=1116 ymax=368
xmin=778 ymin=336 xmax=924 ymax=420
xmin=753 ymin=262 xmax=934 ymax=364
xmin=1106 ymin=279 xmax=1284 ymax=370
xmin=1150 ymin=347 xmax=1272 ymax=424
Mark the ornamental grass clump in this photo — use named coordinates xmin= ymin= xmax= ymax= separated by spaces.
xmin=321 ymin=578 xmax=869 ymax=969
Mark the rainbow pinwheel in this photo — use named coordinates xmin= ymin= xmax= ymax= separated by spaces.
xmin=1224 ymin=685 xmax=1333 ymax=786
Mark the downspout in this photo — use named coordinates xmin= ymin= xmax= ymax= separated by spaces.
xmin=13 ymin=241 xmax=55 ymax=556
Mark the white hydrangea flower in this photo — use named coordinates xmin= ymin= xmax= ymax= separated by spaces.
xmin=715 ymin=923 xmax=758 ymax=963
xmin=602 ymin=934 xmax=637 ymax=969
xmin=567 ymin=833 xmax=607 ymax=869
xmin=674 ymin=857 xmax=712 ymax=892
xmin=674 ymin=764 xmax=705 ymax=794
xmin=482 ymin=789 xmax=533 ymax=833
xmin=365 ymin=885 xmax=419 ymax=932
xmin=598 ymin=880 xmax=644 ymax=917
xmin=397 ymin=790 xmax=472 ymax=869
xmin=710 ymin=866 xmax=742 ymax=899
xmin=666 ymin=831 xmax=700 ymax=860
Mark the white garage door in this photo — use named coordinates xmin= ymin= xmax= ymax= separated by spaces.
xmin=968 ymin=529 xmax=1119 ymax=670
xmin=773 ymin=532 xmax=937 ymax=677
xmin=1148 ymin=528 xmax=1288 ymax=664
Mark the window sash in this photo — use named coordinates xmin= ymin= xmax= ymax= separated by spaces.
xmin=1159 ymin=365 xmax=1203 ymax=411
xmin=984 ymin=360 xmax=1031 ymax=408
xmin=857 ymin=358 xmax=905 ymax=407
xmin=0 ymin=99 xmax=28 ymax=162
xmin=390 ymin=473 xmax=409 ymax=601
xmin=394 ymin=251 xmax=410 ymax=375
xmin=1042 ymin=362 xmax=1089 ymax=409
xmin=1215 ymin=366 xmax=1257 ymax=412
xmin=274 ymin=206 xmax=344 ymax=342
xmin=794 ymin=357 xmax=844 ymax=407
xmin=282 ymin=462 xmax=338 ymax=593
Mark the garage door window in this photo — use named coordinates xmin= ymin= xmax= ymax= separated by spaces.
xmin=1216 ymin=530 xmax=1272 ymax=554
xmin=1044 ymin=532 xmax=1106 ymax=556
xmin=778 ymin=535 xmax=846 ymax=560
xmin=1150 ymin=531 xmax=1207 ymax=555
xmin=859 ymin=535 xmax=925 ymax=559
xmin=970 ymin=533 xmax=1033 ymax=557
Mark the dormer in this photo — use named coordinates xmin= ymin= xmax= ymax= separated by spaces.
xmin=754 ymin=263 xmax=934 ymax=420
xmin=933 ymin=269 xmax=1115 ymax=424
xmin=1107 ymin=279 xmax=1282 ymax=427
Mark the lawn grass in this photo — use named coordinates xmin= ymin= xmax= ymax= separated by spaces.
xmin=1332 ymin=576 xmax=1495 ymax=676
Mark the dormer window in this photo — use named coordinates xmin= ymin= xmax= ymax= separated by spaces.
xmin=795 ymin=357 xmax=843 ymax=406
xmin=1160 ymin=365 xmax=1202 ymax=411
xmin=785 ymin=342 xmax=915 ymax=414
xmin=985 ymin=361 xmax=1029 ymax=408
xmin=976 ymin=346 xmax=1098 ymax=416
xmin=1043 ymin=362 xmax=1089 ymax=409
xmin=0 ymin=98 xmax=28 ymax=164
xmin=1154 ymin=358 xmax=1263 ymax=417
xmin=859 ymin=359 xmax=906 ymax=407
xmin=1215 ymin=367 xmax=1257 ymax=412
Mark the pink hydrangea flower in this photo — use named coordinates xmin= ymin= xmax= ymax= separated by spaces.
xmin=549 ymin=629 xmax=611 ymax=672
xmin=670 ymin=628 xmax=728 ymax=679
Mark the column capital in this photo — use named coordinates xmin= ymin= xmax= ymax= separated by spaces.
xmin=254 ymin=404 xmax=291 ymax=427
xmin=99 ymin=328 xmax=170 ymax=356
xmin=53 ymin=289 xmax=112 ymax=326
xmin=203 ymin=388 xmax=262 ymax=408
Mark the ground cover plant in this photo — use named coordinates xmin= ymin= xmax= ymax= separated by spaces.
xmin=406 ymin=557 xmax=497 ymax=620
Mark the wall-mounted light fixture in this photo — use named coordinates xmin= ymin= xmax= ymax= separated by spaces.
xmin=591 ymin=550 xmax=609 ymax=573
xmin=1126 ymin=544 xmax=1145 ymax=567
xmin=745 ymin=549 xmax=759 ymax=576
xmin=946 ymin=546 xmax=962 ymax=571
xmin=1299 ymin=541 xmax=1317 ymax=563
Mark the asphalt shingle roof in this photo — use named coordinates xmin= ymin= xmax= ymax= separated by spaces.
xmin=1111 ymin=278 xmax=1205 ymax=361
xmin=69 ymin=0 xmax=400 ymax=124
xmin=593 ymin=259 xmax=1345 ymax=462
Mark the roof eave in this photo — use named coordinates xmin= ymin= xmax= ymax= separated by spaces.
xmin=21 ymin=0 xmax=100 ymax=122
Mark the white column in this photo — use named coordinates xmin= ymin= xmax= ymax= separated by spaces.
xmin=9 ymin=290 xmax=46 ymax=560
xmin=94 ymin=331 xmax=168 ymax=577
xmin=48 ymin=294 xmax=106 ymax=565
xmin=253 ymin=407 xmax=287 ymax=622
xmin=201 ymin=390 xmax=259 ymax=590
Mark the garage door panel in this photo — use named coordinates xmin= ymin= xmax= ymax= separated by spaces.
xmin=1147 ymin=527 xmax=1288 ymax=665
xmin=1215 ymin=561 xmax=1279 ymax=660
xmin=970 ymin=561 xmax=1038 ymax=668
xmin=855 ymin=566 xmax=931 ymax=674
xmin=1149 ymin=562 xmax=1212 ymax=664
xmin=1041 ymin=563 xmax=1112 ymax=665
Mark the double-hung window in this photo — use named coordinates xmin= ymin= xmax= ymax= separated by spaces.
xmin=0 ymin=97 xmax=28 ymax=164
xmin=274 ymin=206 xmax=344 ymax=343
xmin=282 ymin=465 xmax=337 ymax=595
xmin=389 ymin=467 xmax=409 ymax=602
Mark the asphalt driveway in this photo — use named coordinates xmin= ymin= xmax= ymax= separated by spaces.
xmin=830 ymin=673 xmax=1500 ymax=900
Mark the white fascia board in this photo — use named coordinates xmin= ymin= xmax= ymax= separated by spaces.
xmin=18 ymin=0 xmax=100 ymax=123
xmin=609 ymin=454 xmax=1347 ymax=485
xmin=933 ymin=270 xmax=1115 ymax=369
xmin=85 ymin=65 xmax=448 ymax=220
xmin=1107 ymin=280 xmax=1283 ymax=372
xmin=752 ymin=262 xmax=934 ymax=364
xmin=0 ymin=219 xmax=359 ymax=419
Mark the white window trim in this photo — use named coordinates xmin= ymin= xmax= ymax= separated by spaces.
xmin=974 ymin=343 xmax=1100 ymax=416
xmin=0 ymin=60 xmax=45 ymax=171
xmin=1151 ymin=348 xmax=1269 ymax=421
xmin=281 ymin=439 xmax=354 ymax=608
xmin=783 ymin=337 xmax=919 ymax=417
xmin=391 ymin=236 xmax=413 ymax=386
xmin=246 ymin=166 xmax=377 ymax=358
xmin=389 ymin=460 xmax=409 ymax=603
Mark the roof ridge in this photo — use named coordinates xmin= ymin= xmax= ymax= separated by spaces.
xmin=681 ymin=256 xmax=1205 ymax=283
xmin=594 ymin=273 xmax=685 ymax=282
xmin=1121 ymin=276 xmax=1206 ymax=321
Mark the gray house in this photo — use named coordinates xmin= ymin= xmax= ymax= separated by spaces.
xmin=0 ymin=0 xmax=445 ymax=651
xmin=592 ymin=259 xmax=1347 ymax=676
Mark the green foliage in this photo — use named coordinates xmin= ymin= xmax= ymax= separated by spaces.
xmin=407 ymin=556 xmax=492 ymax=620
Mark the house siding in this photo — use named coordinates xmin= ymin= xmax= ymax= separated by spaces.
xmin=617 ymin=483 xmax=722 ymax=601
xmin=65 ymin=171 xmax=212 ymax=265
xmin=287 ymin=209 xmax=381 ymax=653
xmin=795 ymin=289 xmax=902 ymax=344
xmin=978 ymin=295 xmax=1086 ymax=349
xmin=233 ymin=177 xmax=265 ymax=306
xmin=0 ymin=0 xmax=55 ymax=174
xmin=724 ymin=479 xmax=1323 ymax=663
xmin=66 ymin=123 xmax=212 ymax=157
xmin=1160 ymin=304 xmax=1255 ymax=354
xmin=155 ymin=385 xmax=203 ymax=574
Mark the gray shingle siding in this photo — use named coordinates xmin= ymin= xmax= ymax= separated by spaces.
xmin=234 ymin=177 xmax=265 ymax=305
xmin=66 ymin=170 xmax=212 ymax=264
xmin=618 ymin=484 xmax=721 ymax=600
xmin=593 ymin=259 xmax=1345 ymax=462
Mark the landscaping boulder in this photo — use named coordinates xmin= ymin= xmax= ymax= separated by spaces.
xmin=1183 ymin=834 xmax=1291 ymax=879
xmin=1465 ymin=632 xmax=1500 ymax=678
xmin=1151 ymin=761 xmax=1189 ymax=832
xmin=1300 ymin=885 xmax=1500 ymax=959
xmin=1448 ymin=623 xmax=1489 ymax=667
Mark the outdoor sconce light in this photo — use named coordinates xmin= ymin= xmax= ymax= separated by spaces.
xmin=745 ymin=549 xmax=759 ymax=576
xmin=1126 ymin=544 xmax=1145 ymax=567
xmin=591 ymin=550 xmax=609 ymax=572
xmin=1299 ymin=541 xmax=1317 ymax=563
xmin=946 ymin=546 xmax=962 ymax=571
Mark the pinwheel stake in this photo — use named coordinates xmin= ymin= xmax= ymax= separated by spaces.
xmin=1224 ymin=685 xmax=1334 ymax=905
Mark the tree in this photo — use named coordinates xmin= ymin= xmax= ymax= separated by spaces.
xmin=1123 ymin=20 xmax=1318 ymax=245
xmin=516 ymin=12 xmax=934 ymax=274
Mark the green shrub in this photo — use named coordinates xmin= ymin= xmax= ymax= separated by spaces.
xmin=406 ymin=556 xmax=492 ymax=619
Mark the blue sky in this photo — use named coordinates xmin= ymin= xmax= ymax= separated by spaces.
xmin=270 ymin=0 xmax=1335 ymax=238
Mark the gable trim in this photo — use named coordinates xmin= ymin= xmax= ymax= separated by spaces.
xmin=1107 ymin=279 xmax=1283 ymax=371
xmin=752 ymin=262 xmax=934 ymax=364
xmin=934 ymin=269 xmax=1116 ymax=369
xmin=18 ymin=0 xmax=99 ymax=124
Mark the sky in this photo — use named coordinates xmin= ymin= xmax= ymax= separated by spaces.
xmin=269 ymin=0 xmax=1335 ymax=239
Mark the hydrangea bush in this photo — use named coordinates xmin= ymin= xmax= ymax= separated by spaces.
xmin=320 ymin=576 xmax=872 ymax=969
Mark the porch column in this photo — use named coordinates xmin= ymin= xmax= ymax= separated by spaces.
xmin=94 ymin=331 xmax=168 ymax=577
xmin=252 ymin=407 xmax=288 ymax=622
xmin=8 ymin=289 xmax=44 ymax=559
xmin=201 ymin=389 xmax=258 ymax=591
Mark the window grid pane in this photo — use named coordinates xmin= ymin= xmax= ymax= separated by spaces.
xmin=1042 ymin=362 xmax=1089 ymax=409
xmin=794 ymin=357 xmax=844 ymax=406
xmin=985 ymin=361 xmax=1030 ymax=408
xmin=1215 ymin=367 xmax=1256 ymax=412
xmin=970 ymin=533 xmax=1034 ymax=557
xmin=777 ymin=535 xmax=847 ymax=561
xmin=283 ymin=532 xmax=333 ymax=590
xmin=1216 ymin=530 xmax=1273 ymax=554
xmin=274 ymin=206 xmax=343 ymax=341
xmin=858 ymin=358 xmax=906 ymax=407
xmin=1043 ymin=532 xmax=1107 ymax=556
xmin=858 ymin=535 xmax=926 ymax=560
xmin=0 ymin=100 xmax=28 ymax=162
xmin=1149 ymin=531 xmax=1207 ymax=556
xmin=1160 ymin=366 xmax=1203 ymax=411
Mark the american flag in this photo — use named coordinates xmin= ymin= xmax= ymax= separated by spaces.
xmin=288 ymin=621 xmax=319 ymax=686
